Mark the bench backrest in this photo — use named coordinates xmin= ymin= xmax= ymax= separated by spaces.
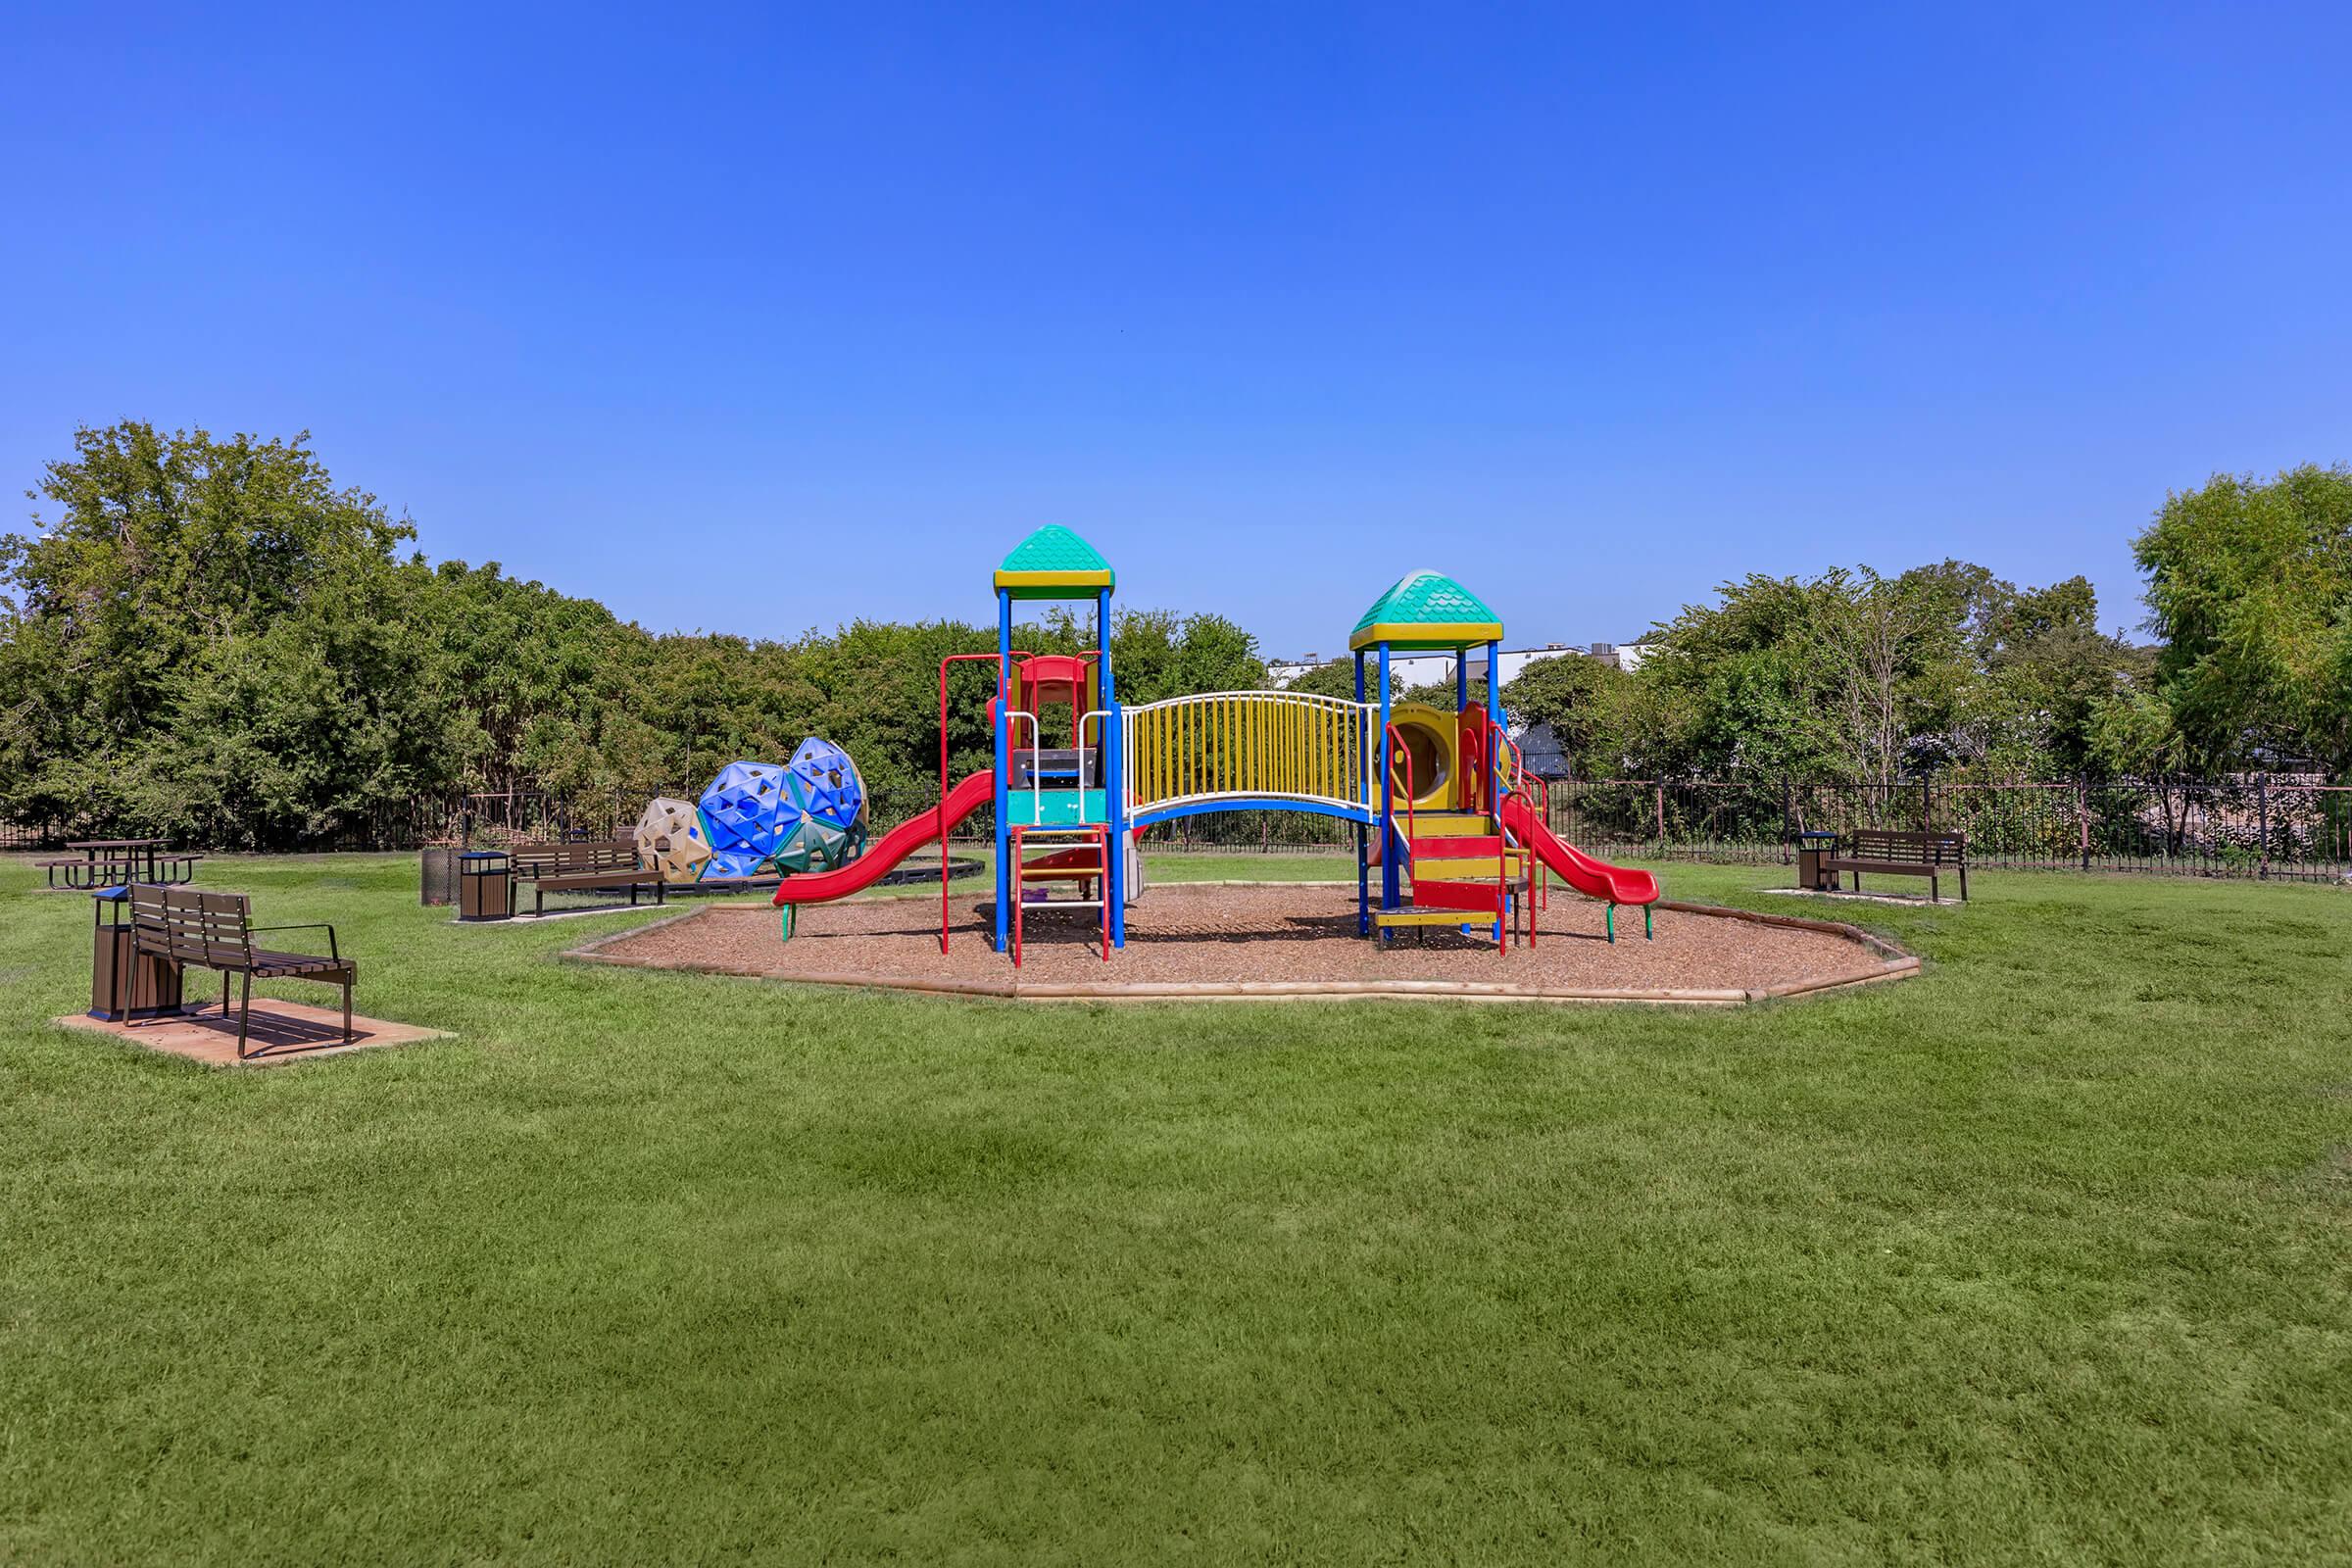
xmin=510 ymin=841 xmax=639 ymax=876
xmin=1848 ymin=829 xmax=1966 ymax=864
xmin=509 ymin=846 xmax=559 ymax=876
xmin=131 ymin=885 xmax=253 ymax=968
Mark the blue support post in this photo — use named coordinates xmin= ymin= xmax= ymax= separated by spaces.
xmin=1354 ymin=652 xmax=1369 ymax=936
xmin=1454 ymin=652 xmax=1467 ymax=712
xmin=1100 ymin=586 xmax=1123 ymax=949
xmin=1378 ymin=642 xmax=1396 ymax=931
xmin=993 ymin=589 xmax=1012 ymax=954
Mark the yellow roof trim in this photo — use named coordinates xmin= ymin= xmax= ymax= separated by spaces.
xmin=1348 ymin=619 xmax=1504 ymax=652
xmin=995 ymin=567 xmax=1115 ymax=592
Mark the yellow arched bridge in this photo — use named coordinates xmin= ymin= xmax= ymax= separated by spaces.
xmin=1120 ymin=690 xmax=1381 ymax=828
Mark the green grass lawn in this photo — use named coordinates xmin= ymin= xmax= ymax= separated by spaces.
xmin=3 ymin=853 xmax=2348 ymax=1565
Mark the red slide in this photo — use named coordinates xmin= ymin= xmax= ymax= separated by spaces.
xmin=1499 ymin=794 xmax=1661 ymax=906
xmin=772 ymin=768 xmax=995 ymax=906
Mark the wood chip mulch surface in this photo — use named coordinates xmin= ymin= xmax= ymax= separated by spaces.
xmin=582 ymin=883 xmax=1891 ymax=1000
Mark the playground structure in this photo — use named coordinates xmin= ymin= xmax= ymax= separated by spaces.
xmin=768 ymin=527 xmax=1661 ymax=964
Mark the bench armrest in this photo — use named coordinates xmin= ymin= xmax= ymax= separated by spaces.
xmin=249 ymin=921 xmax=340 ymax=960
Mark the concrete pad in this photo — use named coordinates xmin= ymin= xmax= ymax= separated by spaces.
xmin=1765 ymin=886 xmax=1963 ymax=907
xmin=54 ymin=999 xmax=449 ymax=1066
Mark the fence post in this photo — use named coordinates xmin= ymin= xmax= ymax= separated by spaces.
xmin=2257 ymin=772 xmax=2270 ymax=880
xmin=1920 ymin=776 xmax=1932 ymax=834
xmin=1654 ymin=779 xmax=1666 ymax=856
xmin=2077 ymin=774 xmax=2090 ymax=871
xmin=1782 ymin=775 xmax=1793 ymax=863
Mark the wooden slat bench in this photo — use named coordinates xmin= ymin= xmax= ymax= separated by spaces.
xmin=509 ymin=840 xmax=665 ymax=917
xmin=1821 ymin=828 xmax=1968 ymax=902
xmin=129 ymin=885 xmax=355 ymax=1059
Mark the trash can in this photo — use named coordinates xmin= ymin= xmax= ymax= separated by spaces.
xmin=420 ymin=844 xmax=460 ymax=906
xmin=1795 ymin=831 xmax=1840 ymax=892
xmin=89 ymin=886 xmax=183 ymax=1021
xmin=458 ymin=850 xmax=514 ymax=921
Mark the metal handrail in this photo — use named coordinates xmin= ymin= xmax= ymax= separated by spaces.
xmin=1482 ymin=719 xmax=1515 ymax=947
xmin=1488 ymin=715 xmax=1547 ymax=917
xmin=1004 ymin=710 xmax=1045 ymax=822
xmin=1384 ymin=720 xmax=1416 ymax=865
xmin=937 ymin=649 xmax=1030 ymax=956
xmin=1078 ymin=709 xmax=1111 ymax=769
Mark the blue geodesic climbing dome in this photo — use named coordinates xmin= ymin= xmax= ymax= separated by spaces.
xmin=699 ymin=760 xmax=795 ymax=861
xmin=771 ymin=737 xmax=866 ymax=872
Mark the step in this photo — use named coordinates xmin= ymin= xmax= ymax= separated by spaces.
xmin=1407 ymin=879 xmax=1507 ymax=915
xmin=1407 ymin=856 xmax=1520 ymax=881
xmin=1410 ymin=834 xmax=1504 ymax=858
xmin=1396 ymin=812 xmax=1495 ymax=838
xmin=1373 ymin=908 xmax=1492 ymax=929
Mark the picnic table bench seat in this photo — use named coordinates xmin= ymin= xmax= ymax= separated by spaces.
xmin=38 ymin=850 xmax=204 ymax=889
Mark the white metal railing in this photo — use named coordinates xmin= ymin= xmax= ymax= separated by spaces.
xmin=1006 ymin=709 xmax=1114 ymax=822
xmin=1005 ymin=709 xmax=1044 ymax=821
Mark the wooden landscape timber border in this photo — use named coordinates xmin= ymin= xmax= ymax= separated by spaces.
xmin=560 ymin=891 xmax=1921 ymax=1006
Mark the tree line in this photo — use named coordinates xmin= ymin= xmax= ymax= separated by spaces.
xmin=1292 ymin=468 xmax=2350 ymax=790
xmin=0 ymin=424 xmax=1259 ymax=847
xmin=2 ymin=422 xmax=2344 ymax=848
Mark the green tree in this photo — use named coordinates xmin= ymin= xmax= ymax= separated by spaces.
xmin=1280 ymin=659 xmax=1359 ymax=700
xmin=1102 ymin=608 xmax=1264 ymax=704
xmin=0 ymin=423 xmax=456 ymax=843
xmin=1498 ymin=654 xmax=1642 ymax=776
xmin=1963 ymin=576 xmax=2149 ymax=774
xmin=2086 ymin=688 xmax=2185 ymax=778
xmin=2134 ymin=465 xmax=2352 ymax=775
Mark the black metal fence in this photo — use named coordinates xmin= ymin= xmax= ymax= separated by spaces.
xmin=1542 ymin=775 xmax=2352 ymax=883
xmin=10 ymin=774 xmax=2349 ymax=882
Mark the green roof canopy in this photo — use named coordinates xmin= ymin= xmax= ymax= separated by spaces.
xmin=1348 ymin=568 xmax=1503 ymax=651
xmin=995 ymin=525 xmax=1115 ymax=600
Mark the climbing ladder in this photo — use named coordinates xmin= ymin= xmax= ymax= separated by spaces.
xmin=1009 ymin=824 xmax=1110 ymax=967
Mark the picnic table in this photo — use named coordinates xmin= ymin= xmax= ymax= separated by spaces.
xmin=39 ymin=839 xmax=204 ymax=890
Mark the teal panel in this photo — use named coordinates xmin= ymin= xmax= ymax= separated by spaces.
xmin=1005 ymin=789 xmax=1107 ymax=827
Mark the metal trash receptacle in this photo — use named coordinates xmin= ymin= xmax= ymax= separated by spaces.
xmin=420 ymin=845 xmax=460 ymax=906
xmin=1794 ymin=831 xmax=1840 ymax=891
xmin=458 ymin=851 xmax=514 ymax=921
xmin=89 ymin=886 xmax=183 ymax=1021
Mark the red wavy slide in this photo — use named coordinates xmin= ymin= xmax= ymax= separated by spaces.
xmin=772 ymin=767 xmax=995 ymax=906
xmin=1499 ymin=794 xmax=1661 ymax=906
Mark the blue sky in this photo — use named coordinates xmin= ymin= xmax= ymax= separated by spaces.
xmin=5 ymin=2 xmax=2347 ymax=656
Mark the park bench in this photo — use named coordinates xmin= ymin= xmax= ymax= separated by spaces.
xmin=1821 ymin=828 xmax=1969 ymax=902
xmin=128 ymin=885 xmax=355 ymax=1059
xmin=510 ymin=840 xmax=665 ymax=917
